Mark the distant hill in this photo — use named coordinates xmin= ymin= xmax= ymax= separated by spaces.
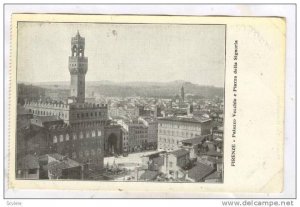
xmin=29 ymin=80 xmax=224 ymax=98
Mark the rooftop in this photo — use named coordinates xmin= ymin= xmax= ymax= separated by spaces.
xmin=170 ymin=149 xmax=189 ymax=158
xmin=158 ymin=116 xmax=211 ymax=124
xmin=204 ymin=171 xmax=222 ymax=180
xmin=44 ymin=153 xmax=82 ymax=171
xmin=188 ymin=162 xmax=215 ymax=182
xmin=181 ymin=136 xmax=208 ymax=145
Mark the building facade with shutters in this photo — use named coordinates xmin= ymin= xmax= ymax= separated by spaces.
xmin=157 ymin=116 xmax=212 ymax=151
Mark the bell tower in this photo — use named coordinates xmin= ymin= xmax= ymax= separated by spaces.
xmin=69 ymin=31 xmax=88 ymax=103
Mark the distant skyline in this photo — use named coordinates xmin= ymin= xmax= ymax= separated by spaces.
xmin=17 ymin=23 xmax=225 ymax=87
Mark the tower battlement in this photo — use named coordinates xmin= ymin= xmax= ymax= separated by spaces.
xmin=24 ymin=100 xmax=70 ymax=109
xmin=24 ymin=100 xmax=107 ymax=110
xmin=69 ymin=102 xmax=108 ymax=109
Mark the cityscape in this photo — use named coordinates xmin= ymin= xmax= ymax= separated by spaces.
xmin=16 ymin=27 xmax=224 ymax=183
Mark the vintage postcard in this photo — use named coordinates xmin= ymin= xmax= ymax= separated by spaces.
xmin=7 ymin=14 xmax=285 ymax=195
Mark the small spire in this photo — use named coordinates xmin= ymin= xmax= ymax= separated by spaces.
xmin=76 ymin=30 xmax=80 ymax=37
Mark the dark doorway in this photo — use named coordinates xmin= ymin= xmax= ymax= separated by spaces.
xmin=107 ymin=133 xmax=118 ymax=155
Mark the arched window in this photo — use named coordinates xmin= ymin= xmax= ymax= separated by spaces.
xmin=79 ymin=131 xmax=83 ymax=139
xmin=53 ymin=135 xmax=58 ymax=143
xmin=72 ymin=45 xmax=77 ymax=56
xmin=86 ymin=131 xmax=90 ymax=138
xmin=73 ymin=133 xmax=77 ymax=140
xmin=97 ymin=130 xmax=101 ymax=136
xmin=78 ymin=46 xmax=84 ymax=57
xmin=92 ymin=130 xmax=96 ymax=137
xmin=65 ymin=134 xmax=69 ymax=141
xmin=59 ymin=134 xmax=64 ymax=142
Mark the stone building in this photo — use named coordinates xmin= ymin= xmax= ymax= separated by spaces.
xmin=157 ymin=116 xmax=212 ymax=151
xmin=22 ymin=32 xmax=122 ymax=172
xmin=128 ymin=123 xmax=148 ymax=152
xmin=138 ymin=117 xmax=158 ymax=150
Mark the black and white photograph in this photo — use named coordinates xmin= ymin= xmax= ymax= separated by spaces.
xmin=16 ymin=22 xmax=225 ymax=183
xmin=3 ymin=2 xmax=296 ymax=203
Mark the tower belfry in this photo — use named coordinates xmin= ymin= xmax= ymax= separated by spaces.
xmin=69 ymin=31 xmax=88 ymax=103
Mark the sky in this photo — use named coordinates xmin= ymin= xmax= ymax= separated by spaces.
xmin=17 ymin=22 xmax=225 ymax=87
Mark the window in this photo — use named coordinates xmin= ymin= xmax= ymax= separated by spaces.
xmin=53 ymin=136 xmax=58 ymax=143
xmin=86 ymin=131 xmax=90 ymax=138
xmin=85 ymin=150 xmax=90 ymax=157
xmin=59 ymin=134 xmax=64 ymax=142
xmin=79 ymin=131 xmax=83 ymax=139
xmin=73 ymin=133 xmax=77 ymax=140
xmin=66 ymin=134 xmax=69 ymax=141
xmin=92 ymin=130 xmax=96 ymax=137
xmin=97 ymin=130 xmax=101 ymax=136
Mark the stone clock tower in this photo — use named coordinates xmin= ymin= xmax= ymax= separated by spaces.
xmin=69 ymin=31 xmax=88 ymax=103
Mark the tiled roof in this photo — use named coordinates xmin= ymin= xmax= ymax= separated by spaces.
xmin=181 ymin=136 xmax=207 ymax=145
xmin=158 ymin=116 xmax=211 ymax=124
xmin=204 ymin=171 xmax=222 ymax=180
xmin=44 ymin=154 xmax=82 ymax=171
xmin=170 ymin=149 xmax=189 ymax=157
xmin=206 ymin=156 xmax=223 ymax=164
xmin=188 ymin=162 xmax=215 ymax=182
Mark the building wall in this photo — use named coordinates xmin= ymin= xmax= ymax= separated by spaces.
xmin=122 ymin=129 xmax=129 ymax=152
xmin=162 ymin=153 xmax=188 ymax=179
xmin=147 ymin=121 xmax=158 ymax=149
xmin=128 ymin=124 xmax=148 ymax=152
xmin=158 ymin=119 xmax=212 ymax=151
xmin=49 ymin=126 xmax=104 ymax=170
xmin=24 ymin=101 xmax=108 ymax=125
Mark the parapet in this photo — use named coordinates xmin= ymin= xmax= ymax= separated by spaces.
xmin=24 ymin=100 xmax=70 ymax=110
xmin=69 ymin=102 xmax=108 ymax=109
